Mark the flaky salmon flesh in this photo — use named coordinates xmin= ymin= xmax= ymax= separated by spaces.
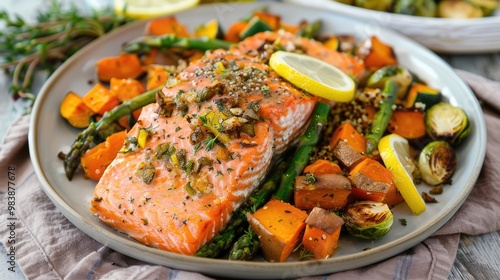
xmin=90 ymin=31 xmax=361 ymax=255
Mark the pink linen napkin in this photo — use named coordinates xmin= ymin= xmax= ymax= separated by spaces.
xmin=0 ymin=70 xmax=499 ymax=280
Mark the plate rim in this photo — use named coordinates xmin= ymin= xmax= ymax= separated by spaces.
xmin=27 ymin=2 xmax=487 ymax=279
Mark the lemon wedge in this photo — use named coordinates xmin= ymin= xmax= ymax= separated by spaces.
xmin=378 ymin=134 xmax=426 ymax=215
xmin=114 ymin=0 xmax=199 ymax=20
xmin=269 ymin=51 xmax=356 ymax=102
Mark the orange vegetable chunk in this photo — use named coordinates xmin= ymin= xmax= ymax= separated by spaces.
xmin=302 ymin=207 xmax=344 ymax=259
xmin=225 ymin=21 xmax=247 ymax=42
xmin=388 ymin=109 xmax=426 ymax=140
xmin=363 ymin=36 xmax=398 ymax=70
xmin=294 ymin=174 xmax=352 ymax=211
xmin=330 ymin=122 xmax=366 ymax=154
xmin=303 ymin=159 xmax=343 ymax=176
xmin=349 ymin=158 xmax=395 ymax=202
xmin=96 ymin=53 xmax=145 ymax=82
xmin=110 ymin=77 xmax=146 ymax=102
xmin=59 ymin=91 xmax=95 ymax=128
xmin=145 ymin=16 xmax=190 ymax=36
xmin=82 ymin=83 xmax=120 ymax=115
xmin=80 ymin=130 xmax=127 ymax=181
xmin=146 ymin=65 xmax=173 ymax=90
xmin=247 ymin=199 xmax=308 ymax=262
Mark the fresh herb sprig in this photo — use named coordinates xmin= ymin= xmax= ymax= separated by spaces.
xmin=0 ymin=0 xmax=134 ymax=110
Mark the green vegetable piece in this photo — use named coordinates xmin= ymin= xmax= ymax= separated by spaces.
xmin=393 ymin=0 xmax=437 ymax=17
xmin=365 ymin=80 xmax=398 ymax=155
xmin=425 ymin=102 xmax=470 ymax=146
xmin=354 ymin=0 xmax=394 ymax=11
xmin=418 ymin=140 xmax=457 ymax=185
xmin=122 ymin=34 xmax=233 ymax=54
xmin=366 ymin=65 xmax=413 ymax=100
xmin=239 ymin=16 xmax=273 ymax=40
xmin=296 ymin=20 xmax=322 ymax=39
xmin=343 ymin=201 xmax=394 ymax=239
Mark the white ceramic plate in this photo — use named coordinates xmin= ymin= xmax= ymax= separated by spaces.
xmin=286 ymin=0 xmax=500 ymax=53
xmin=29 ymin=2 xmax=486 ymax=279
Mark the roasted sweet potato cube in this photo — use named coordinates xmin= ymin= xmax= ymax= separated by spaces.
xmin=332 ymin=140 xmax=366 ymax=170
xmin=247 ymin=199 xmax=308 ymax=262
xmin=303 ymin=159 xmax=343 ymax=176
xmin=349 ymin=158 xmax=396 ymax=203
xmin=294 ymin=174 xmax=352 ymax=211
xmin=302 ymin=207 xmax=344 ymax=259
xmin=82 ymin=83 xmax=120 ymax=115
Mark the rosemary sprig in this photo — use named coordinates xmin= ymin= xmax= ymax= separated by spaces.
xmin=0 ymin=0 xmax=134 ymax=111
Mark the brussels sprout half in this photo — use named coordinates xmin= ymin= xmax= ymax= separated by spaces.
xmin=418 ymin=140 xmax=457 ymax=186
xmin=393 ymin=0 xmax=437 ymax=17
xmin=343 ymin=201 xmax=394 ymax=240
xmin=425 ymin=102 xmax=470 ymax=146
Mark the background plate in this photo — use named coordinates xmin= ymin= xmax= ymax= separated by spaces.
xmin=28 ymin=2 xmax=486 ymax=279
xmin=286 ymin=0 xmax=500 ymax=53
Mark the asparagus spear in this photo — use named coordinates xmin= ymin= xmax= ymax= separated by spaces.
xmin=63 ymin=86 xmax=162 ymax=180
xmin=228 ymin=101 xmax=331 ymax=260
xmin=122 ymin=34 xmax=234 ymax=54
xmin=272 ymin=101 xmax=331 ymax=202
xmin=195 ymin=159 xmax=289 ymax=258
xmin=365 ymin=80 xmax=398 ymax=155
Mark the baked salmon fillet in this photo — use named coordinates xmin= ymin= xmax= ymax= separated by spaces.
xmin=90 ymin=42 xmax=318 ymax=255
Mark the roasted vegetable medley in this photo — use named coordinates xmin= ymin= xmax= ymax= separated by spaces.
xmin=335 ymin=0 xmax=498 ymax=18
xmin=59 ymin=7 xmax=471 ymax=262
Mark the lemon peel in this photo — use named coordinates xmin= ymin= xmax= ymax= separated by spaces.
xmin=379 ymin=134 xmax=426 ymax=215
xmin=269 ymin=51 xmax=356 ymax=102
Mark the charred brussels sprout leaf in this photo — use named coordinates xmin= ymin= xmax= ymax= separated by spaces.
xmin=343 ymin=201 xmax=394 ymax=239
xmin=425 ymin=102 xmax=470 ymax=146
xmin=418 ymin=141 xmax=457 ymax=186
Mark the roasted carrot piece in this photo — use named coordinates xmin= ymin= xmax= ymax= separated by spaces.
xmin=387 ymin=109 xmax=426 ymax=140
xmin=225 ymin=21 xmax=247 ymax=43
xmin=96 ymin=53 xmax=145 ymax=82
xmin=247 ymin=199 xmax=308 ymax=262
xmin=303 ymin=159 xmax=343 ymax=176
xmin=348 ymin=158 xmax=394 ymax=202
xmin=302 ymin=207 xmax=344 ymax=259
xmin=82 ymin=83 xmax=120 ymax=115
xmin=294 ymin=174 xmax=352 ymax=211
xmin=279 ymin=21 xmax=303 ymax=34
xmin=145 ymin=16 xmax=190 ymax=36
xmin=329 ymin=122 xmax=366 ymax=154
xmin=109 ymin=77 xmax=146 ymax=102
xmin=59 ymin=91 xmax=95 ymax=128
xmin=363 ymin=36 xmax=398 ymax=70
xmin=80 ymin=130 xmax=127 ymax=181
xmin=146 ymin=65 xmax=173 ymax=90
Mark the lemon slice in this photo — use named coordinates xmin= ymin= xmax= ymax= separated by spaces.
xmin=269 ymin=51 xmax=356 ymax=102
xmin=378 ymin=134 xmax=426 ymax=215
xmin=114 ymin=0 xmax=199 ymax=20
